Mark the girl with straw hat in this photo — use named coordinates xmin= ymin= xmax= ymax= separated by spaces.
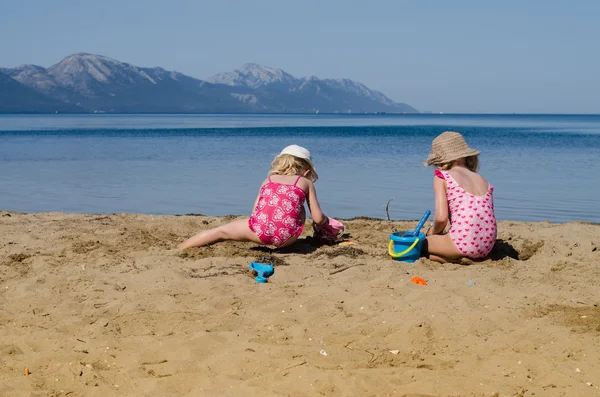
xmin=422 ymin=132 xmax=497 ymax=262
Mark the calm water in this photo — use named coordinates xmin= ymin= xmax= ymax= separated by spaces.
xmin=1 ymin=114 xmax=599 ymax=223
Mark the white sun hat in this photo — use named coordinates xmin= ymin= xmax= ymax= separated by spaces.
xmin=278 ymin=144 xmax=318 ymax=181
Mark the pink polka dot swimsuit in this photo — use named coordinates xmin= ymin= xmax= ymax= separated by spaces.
xmin=248 ymin=176 xmax=306 ymax=247
xmin=435 ymin=169 xmax=497 ymax=258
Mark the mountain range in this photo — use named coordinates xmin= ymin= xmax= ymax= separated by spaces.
xmin=0 ymin=53 xmax=417 ymax=114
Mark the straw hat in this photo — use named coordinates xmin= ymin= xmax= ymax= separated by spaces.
xmin=425 ymin=131 xmax=480 ymax=166
xmin=278 ymin=144 xmax=318 ymax=181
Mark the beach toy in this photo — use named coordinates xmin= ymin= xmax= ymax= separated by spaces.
xmin=410 ymin=277 xmax=427 ymax=286
xmin=249 ymin=262 xmax=274 ymax=283
xmin=389 ymin=231 xmax=425 ymax=262
xmin=403 ymin=210 xmax=431 ymax=237
xmin=388 ymin=210 xmax=430 ymax=262
xmin=313 ymin=217 xmax=345 ymax=243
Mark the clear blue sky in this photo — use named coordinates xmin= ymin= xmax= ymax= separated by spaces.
xmin=1 ymin=0 xmax=598 ymax=113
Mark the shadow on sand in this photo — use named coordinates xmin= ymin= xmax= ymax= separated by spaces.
xmin=488 ymin=239 xmax=520 ymax=260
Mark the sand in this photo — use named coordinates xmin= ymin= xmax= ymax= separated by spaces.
xmin=0 ymin=211 xmax=599 ymax=397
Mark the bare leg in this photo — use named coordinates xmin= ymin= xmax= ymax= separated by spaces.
xmin=423 ymin=234 xmax=462 ymax=263
xmin=177 ymin=218 xmax=262 ymax=249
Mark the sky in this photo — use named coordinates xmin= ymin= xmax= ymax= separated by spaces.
xmin=1 ymin=0 xmax=599 ymax=114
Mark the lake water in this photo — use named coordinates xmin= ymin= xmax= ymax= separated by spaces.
xmin=1 ymin=114 xmax=599 ymax=223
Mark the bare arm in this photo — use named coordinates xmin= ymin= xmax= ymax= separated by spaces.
xmin=427 ymin=175 xmax=449 ymax=236
xmin=250 ymin=180 xmax=267 ymax=214
xmin=306 ymin=181 xmax=327 ymax=225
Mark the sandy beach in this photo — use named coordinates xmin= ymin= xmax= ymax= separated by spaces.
xmin=1 ymin=211 xmax=599 ymax=397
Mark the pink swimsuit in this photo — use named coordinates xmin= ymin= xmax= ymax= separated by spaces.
xmin=435 ymin=169 xmax=497 ymax=258
xmin=248 ymin=176 xmax=306 ymax=247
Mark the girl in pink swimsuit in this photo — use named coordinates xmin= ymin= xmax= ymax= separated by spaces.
xmin=248 ymin=175 xmax=307 ymax=247
xmin=178 ymin=145 xmax=341 ymax=249
xmin=423 ymin=132 xmax=497 ymax=262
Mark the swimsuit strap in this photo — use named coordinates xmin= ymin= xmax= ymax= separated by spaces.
xmin=293 ymin=175 xmax=302 ymax=186
xmin=436 ymin=169 xmax=458 ymax=188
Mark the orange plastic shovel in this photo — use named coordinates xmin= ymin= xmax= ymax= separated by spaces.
xmin=411 ymin=277 xmax=428 ymax=286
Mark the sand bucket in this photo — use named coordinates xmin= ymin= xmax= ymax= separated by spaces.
xmin=388 ymin=231 xmax=425 ymax=263
xmin=388 ymin=210 xmax=430 ymax=263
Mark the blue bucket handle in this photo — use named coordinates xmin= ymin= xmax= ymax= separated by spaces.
xmin=388 ymin=238 xmax=420 ymax=259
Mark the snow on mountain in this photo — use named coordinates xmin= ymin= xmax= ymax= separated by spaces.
xmin=206 ymin=63 xmax=299 ymax=89
xmin=45 ymin=53 xmax=161 ymax=97
xmin=210 ymin=64 xmax=416 ymax=112
xmin=0 ymin=54 xmax=417 ymax=113
xmin=0 ymin=71 xmax=81 ymax=113
xmin=1 ymin=64 xmax=57 ymax=93
xmin=320 ymin=78 xmax=399 ymax=107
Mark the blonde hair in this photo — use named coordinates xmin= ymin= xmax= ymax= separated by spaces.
xmin=435 ymin=155 xmax=480 ymax=172
xmin=269 ymin=154 xmax=317 ymax=182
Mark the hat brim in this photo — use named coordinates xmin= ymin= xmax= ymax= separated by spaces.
xmin=425 ymin=148 xmax=480 ymax=166
xmin=274 ymin=153 xmax=319 ymax=182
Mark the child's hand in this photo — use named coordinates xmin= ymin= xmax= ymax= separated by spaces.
xmin=313 ymin=217 xmax=345 ymax=242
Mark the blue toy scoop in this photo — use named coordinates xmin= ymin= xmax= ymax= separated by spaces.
xmin=249 ymin=262 xmax=274 ymax=283
xmin=404 ymin=210 xmax=431 ymax=237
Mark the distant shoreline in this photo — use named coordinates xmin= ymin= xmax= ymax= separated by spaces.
xmin=2 ymin=112 xmax=600 ymax=116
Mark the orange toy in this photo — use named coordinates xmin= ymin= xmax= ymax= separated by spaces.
xmin=410 ymin=277 xmax=428 ymax=286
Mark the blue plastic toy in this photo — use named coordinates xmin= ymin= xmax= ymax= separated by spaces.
xmin=404 ymin=210 xmax=431 ymax=237
xmin=249 ymin=262 xmax=274 ymax=283
xmin=388 ymin=210 xmax=431 ymax=262
xmin=389 ymin=231 xmax=425 ymax=262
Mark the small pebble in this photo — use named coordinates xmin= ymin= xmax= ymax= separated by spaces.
xmin=319 ymin=350 xmax=327 ymax=356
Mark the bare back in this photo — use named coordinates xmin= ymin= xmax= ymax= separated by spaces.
xmin=447 ymin=166 xmax=489 ymax=196
xmin=267 ymin=174 xmax=310 ymax=193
